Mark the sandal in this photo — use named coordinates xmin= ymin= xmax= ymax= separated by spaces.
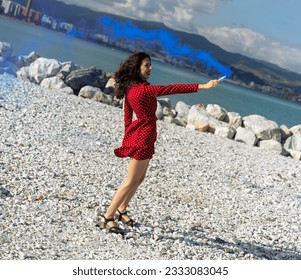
xmin=96 ymin=215 xmax=124 ymax=235
xmin=114 ymin=209 xmax=135 ymax=227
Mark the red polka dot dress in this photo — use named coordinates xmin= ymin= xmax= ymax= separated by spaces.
xmin=114 ymin=82 xmax=198 ymax=160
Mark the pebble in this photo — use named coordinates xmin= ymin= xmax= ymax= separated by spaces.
xmin=0 ymin=73 xmax=301 ymax=260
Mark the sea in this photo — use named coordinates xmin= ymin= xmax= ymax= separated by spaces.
xmin=1 ymin=15 xmax=301 ymax=128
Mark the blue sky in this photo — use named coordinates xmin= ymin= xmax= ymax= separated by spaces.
xmin=59 ymin=0 xmax=301 ymax=74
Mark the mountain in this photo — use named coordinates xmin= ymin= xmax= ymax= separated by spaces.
xmin=12 ymin=0 xmax=301 ymax=102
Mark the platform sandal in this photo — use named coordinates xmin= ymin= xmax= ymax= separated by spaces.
xmin=114 ymin=210 xmax=135 ymax=227
xmin=96 ymin=215 xmax=124 ymax=235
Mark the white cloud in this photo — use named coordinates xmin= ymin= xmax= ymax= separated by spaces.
xmin=198 ymin=26 xmax=266 ymax=53
xmin=197 ymin=26 xmax=301 ymax=74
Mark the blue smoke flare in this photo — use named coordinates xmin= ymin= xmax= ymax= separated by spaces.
xmin=98 ymin=17 xmax=232 ymax=77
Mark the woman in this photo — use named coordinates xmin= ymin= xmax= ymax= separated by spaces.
xmin=97 ymin=52 xmax=220 ymax=235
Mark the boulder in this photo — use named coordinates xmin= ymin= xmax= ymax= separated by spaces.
xmin=158 ymin=98 xmax=172 ymax=109
xmin=224 ymin=112 xmax=243 ymax=129
xmin=234 ymin=127 xmax=258 ymax=146
xmin=214 ymin=126 xmax=236 ymax=139
xmin=162 ymin=106 xmax=177 ymax=118
xmin=280 ymin=124 xmax=292 ymax=142
xmin=243 ymin=114 xmax=281 ymax=142
xmin=65 ymin=67 xmax=107 ymax=92
xmin=187 ymin=104 xmax=227 ymax=133
xmin=206 ymin=104 xmax=227 ymax=121
xmin=79 ymin=86 xmax=114 ymax=105
xmin=164 ymin=116 xmax=186 ymax=127
xmin=40 ymin=76 xmax=73 ymax=94
xmin=59 ymin=61 xmax=81 ymax=79
xmin=0 ymin=42 xmax=13 ymax=59
xmin=79 ymin=85 xmax=103 ymax=101
xmin=103 ymin=77 xmax=116 ymax=95
xmin=175 ymin=101 xmax=190 ymax=122
xmin=290 ymin=125 xmax=301 ymax=136
xmin=28 ymin=57 xmax=62 ymax=83
xmin=156 ymin=101 xmax=164 ymax=120
xmin=16 ymin=66 xmax=31 ymax=81
xmin=286 ymin=149 xmax=301 ymax=160
xmin=172 ymin=116 xmax=187 ymax=127
xmin=284 ymin=135 xmax=301 ymax=152
xmin=13 ymin=51 xmax=40 ymax=68
xmin=257 ymin=139 xmax=285 ymax=155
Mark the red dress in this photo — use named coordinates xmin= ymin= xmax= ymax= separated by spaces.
xmin=114 ymin=82 xmax=198 ymax=160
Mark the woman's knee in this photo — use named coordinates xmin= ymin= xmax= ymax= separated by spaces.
xmin=123 ymin=177 xmax=140 ymax=189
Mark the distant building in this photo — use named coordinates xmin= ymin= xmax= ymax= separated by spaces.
xmin=13 ymin=3 xmax=22 ymax=18
xmin=41 ymin=14 xmax=57 ymax=29
xmin=25 ymin=8 xmax=41 ymax=24
xmin=1 ymin=0 xmax=22 ymax=18
xmin=1 ymin=0 xmax=14 ymax=15
xmin=58 ymin=22 xmax=74 ymax=33
xmin=94 ymin=33 xmax=109 ymax=43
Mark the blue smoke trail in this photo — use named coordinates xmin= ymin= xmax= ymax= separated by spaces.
xmin=98 ymin=16 xmax=232 ymax=77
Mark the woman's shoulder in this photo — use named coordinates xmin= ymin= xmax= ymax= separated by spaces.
xmin=128 ymin=81 xmax=150 ymax=92
xmin=132 ymin=81 xmax=150 ymax=88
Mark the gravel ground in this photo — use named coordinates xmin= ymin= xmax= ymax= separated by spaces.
xmin=1 ymin=73 xmax=301 ymax=260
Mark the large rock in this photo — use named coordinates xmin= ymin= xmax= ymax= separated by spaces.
xmin=58 ymin=61 xmax=81 ymax=79
xmin=103 ymin=77 xmax=116 ymax=95
xmin=156 ymin=101 xmax=164 ymax=120
xmin=206 ymin=104 xmax=227 ymax=121
xmin=214 ymin=126 xmax=236 ymax=139
xmin=175 ymin=101 xmax=190 ymax=122
xmin=158 ymin=98 xmax=172 ymax=109
xmin=40 ymin=76 xmax=73 ymax=94
xmin=78 ymin=86 xmax=113 ymax=104
xmin=162 ymin=106 xmax=176 ymax=118
xmin=290 ymin=125 xmax=301 ymax=136
xmin=224 ymin=112 xmax=243 ymax=129
xmin=234 ymin=127 xmax=258 ymax=146
xmin=284 ymin=135 xmax=301 ymax=152
xmin=257 ymin=139 xmax=285 ymax=155
xmin=286 ymin=149 xmax=301 ymax=160
xmin=13 ymin=51 xmax=40 ymax=68
xmin=0 ymin=42 xmax=13 ymax=59
xmin=243 ymin=114 xmax=281 ymax=142
xmin=280 ymin=124 xmax=292 ymax=142
xmin=28 ymin=57 xmax=62 ymax=83
xmin=187 ymin=104 xmax=227 ymax=133
xmin=187 ymin=105 xmax=211 ymax=132
xmin=65 ymin=67 xmax=107 ymax=92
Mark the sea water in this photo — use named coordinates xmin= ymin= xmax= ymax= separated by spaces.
xmin=1 ymin=16 xmax=300 ymax=127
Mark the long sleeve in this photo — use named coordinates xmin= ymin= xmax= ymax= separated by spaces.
xmin=123 ymin=97 xmax=133 ymax=130
xmin=144 ymin=83 xmax=199 ymax=97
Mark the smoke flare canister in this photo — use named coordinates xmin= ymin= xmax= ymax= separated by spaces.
xmin=218 ymin=75 xmax=227 ymax=82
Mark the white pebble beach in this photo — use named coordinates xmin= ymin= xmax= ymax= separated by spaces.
xmin=0 ymin=73 xmax=301 ymax=260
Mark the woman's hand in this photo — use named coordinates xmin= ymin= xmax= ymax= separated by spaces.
xmin=198 ymin=79 xmax=219 ymax=90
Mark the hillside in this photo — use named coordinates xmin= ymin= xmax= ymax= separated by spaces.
xmin=12 ymin=0 xmax=301 ymax=102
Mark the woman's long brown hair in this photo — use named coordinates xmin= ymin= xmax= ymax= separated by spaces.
xmin=114 ymin=52 xmax=151 ymax=99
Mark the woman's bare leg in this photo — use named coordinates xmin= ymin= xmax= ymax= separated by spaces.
xmin=118 ymin=159 xmax=149 ymax=213
xmin=104 ymin=158 xmax=150 ymax=219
